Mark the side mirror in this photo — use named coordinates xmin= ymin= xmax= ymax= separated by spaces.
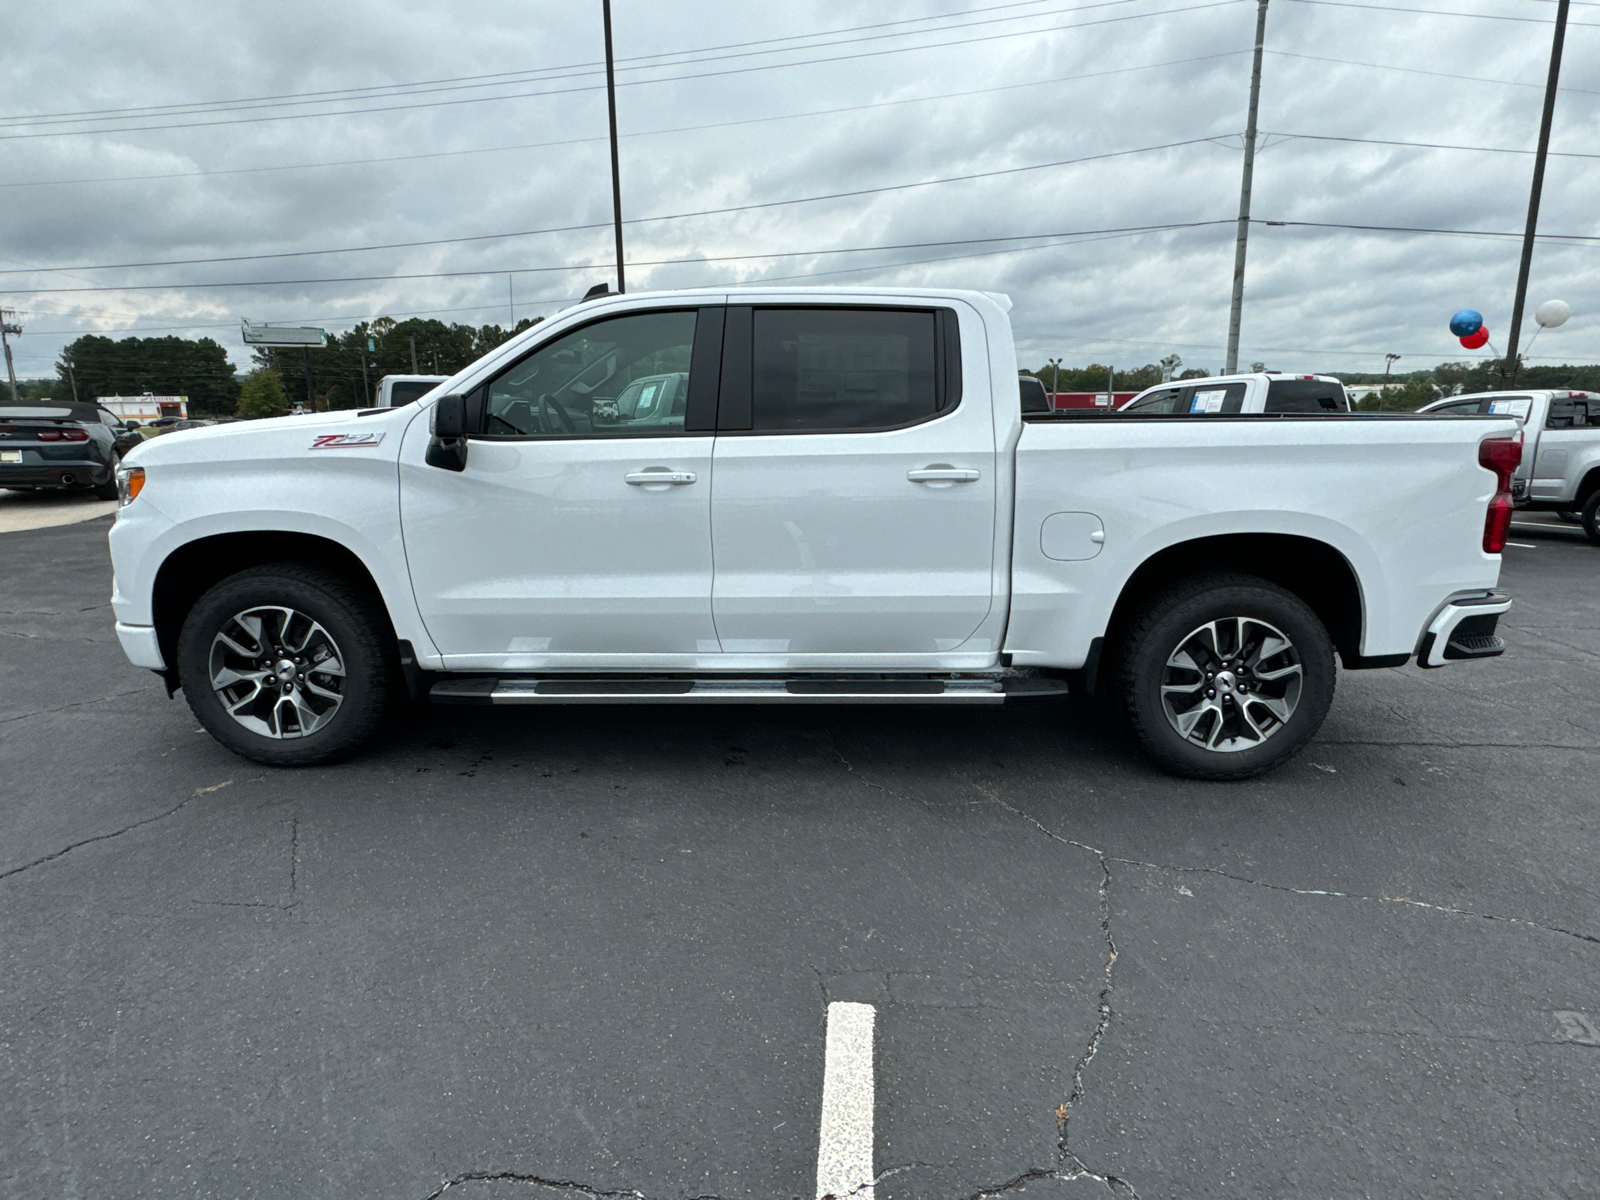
xmin=426 ymin=393 xmax=469 ymax=471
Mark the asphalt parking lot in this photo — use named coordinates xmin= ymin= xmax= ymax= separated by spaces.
xmin=3 ymin=513 xmax=1596 ymax=1200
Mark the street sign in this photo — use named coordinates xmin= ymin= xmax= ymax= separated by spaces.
xmin=242 ymin=319 xmax=328 ymax=347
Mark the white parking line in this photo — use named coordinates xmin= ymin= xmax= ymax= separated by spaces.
xmin=1506 ymin=542 xmax=1537 ymax=549
xmin=817 ymin=1002 xmax=875 ymax=1200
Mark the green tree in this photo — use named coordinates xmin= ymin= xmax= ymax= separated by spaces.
xmin=250 ymin=315 xmax=544 ymax=411
xmin=236 ymin=368 xmax=288 ymax=419
xmin=55 ymin=334 xmax=240 ymax=415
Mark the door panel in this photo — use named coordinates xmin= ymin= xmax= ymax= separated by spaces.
xmin=399 ymin=306 xmax=721 ymax=668
xmin=401 ymin=435 xmax=717 ymax=663
xmin=708 ymin=305 xmax=996 ymax=659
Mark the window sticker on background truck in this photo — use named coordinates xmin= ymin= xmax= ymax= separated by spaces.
xmin=1190 ymin=389 xmax=1228 ymax=413
xmin=310 ymin=432 xmax=385 ymax=449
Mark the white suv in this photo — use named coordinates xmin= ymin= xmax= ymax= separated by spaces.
xmin=1121 ymin=373 xmax=1351 ymax=415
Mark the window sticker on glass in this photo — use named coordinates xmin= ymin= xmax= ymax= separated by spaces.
xmin=1488 ymin=398 xmax=1531 ymax=419
xmin=1190 ymin=388 xmax=1228 ymax=413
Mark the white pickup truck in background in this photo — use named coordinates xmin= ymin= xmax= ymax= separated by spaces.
xmin=1120 ymin=372 xmax=1351 ymax=415
xmin=373 ymin=374 xmax=450 ymax=408
xmin=109 ymin=287 xmax=1519 ymax=780
xmin=1419 ymin=389 xmax=1600 ymax=545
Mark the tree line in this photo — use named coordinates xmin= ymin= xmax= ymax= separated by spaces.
xmin=32 ymin=316 xmax=545 ymax=418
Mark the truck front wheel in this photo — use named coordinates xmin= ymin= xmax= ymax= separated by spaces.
xmin=1582 ymin=491 xmax=1600 ymax=547
xmin=1116 ymin=573 xmax=1336 ymax=781
xmin=176 ymin=563 xmax=396 ymax=766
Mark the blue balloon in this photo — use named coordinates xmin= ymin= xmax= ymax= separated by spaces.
xmin=1449 ymin=308 xmax=1484 ymax=337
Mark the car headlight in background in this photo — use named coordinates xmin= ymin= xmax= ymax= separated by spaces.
xmin=115 ymin=464 xmax=145 ymax=507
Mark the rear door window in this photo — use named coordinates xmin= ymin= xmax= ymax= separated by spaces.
xmin=1019 ymin=376 xmax=1050 ymax=413
xmin=1430 ymin=399 xmax=1487 ymax=415
xmin=1186 ymin=383 xmax=1247 ymax=413
xmin=1546 ymin=399 xmax=1591 ymax=428
xmin=748 ymin=308 xmax=939 ymax=431
xmin=1265 ymin=380 xmax=1347 ymax=413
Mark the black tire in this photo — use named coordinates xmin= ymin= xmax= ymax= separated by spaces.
xmin=1115 ymin=573 xmax=1336 ymax=781
xmin=1582 ymin=491 xmax=1600 ymax=547
xmin=177 ymin=563 xmax=396 ymax=766
xmin=92 ymin=452 xmax=120 ymax=500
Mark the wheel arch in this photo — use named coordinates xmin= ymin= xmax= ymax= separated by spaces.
xmin=1096 ymin=533 xmax=1372 ymax=688
xmin=1576 ymin=464 xmax=1600 ymax=506
xmin=151 ymin=531 xmax=397 ymax=685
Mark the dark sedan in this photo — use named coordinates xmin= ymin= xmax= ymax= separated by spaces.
xmin=0 ymin=401 xmax=144 ymax=499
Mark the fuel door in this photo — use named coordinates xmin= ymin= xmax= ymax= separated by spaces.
xmin=1040 ymin=511 xmax=1105 ymax=561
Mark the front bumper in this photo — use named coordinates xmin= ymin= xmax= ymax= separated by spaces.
xmin=115 ymin=622 xmax=167 ymax=670
xmin=1416 ymin=590 xmax=1513 ymax=668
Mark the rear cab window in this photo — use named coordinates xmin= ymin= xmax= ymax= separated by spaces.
xmin=1264 ymin=380 xmax=1348 ymax=413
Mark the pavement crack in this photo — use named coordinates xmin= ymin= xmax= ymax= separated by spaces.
xmin=0 ymin=781 xmax=229 ymax=883
xmin=976 ymin=792 xmax=1137 ymax=1198
xmin=0 ymin=686 xmax=151 ymax=725
xmin=1106 ymin=856 xmax=1600 ymax=948
xmin=422 ymin=1174 xmax=728 ymax=1200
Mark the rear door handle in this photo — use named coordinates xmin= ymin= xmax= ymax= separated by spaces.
xmin=907 ymin=467 xmax=981 ymax=483
xmin=625 ymin=469 xmax=697 ymax=485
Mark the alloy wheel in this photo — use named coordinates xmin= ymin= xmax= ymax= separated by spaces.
xmin=1159 ymin=616 xmax=1304 ymax=753
xmin=208 ymin=605 xmax=346 ymax=738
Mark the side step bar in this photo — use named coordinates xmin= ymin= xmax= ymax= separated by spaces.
xmin=429 ymin=676 xmax=1071 ymax=705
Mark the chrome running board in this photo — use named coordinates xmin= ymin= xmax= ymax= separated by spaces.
xmin=429 ymin=675 xmax=1071 ymax=705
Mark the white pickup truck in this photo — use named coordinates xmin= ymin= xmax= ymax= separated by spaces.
xmin=1120 ymin=372 xmax=1351 ymax=415
xmin=1418 ymin=389 xmax=1600 ymax=544
xmin=109 ymin=287 xmax=1520 ymax=780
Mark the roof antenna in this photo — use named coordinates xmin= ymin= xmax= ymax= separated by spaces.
xmin=581 ymin=283 xmax=613 ymax=303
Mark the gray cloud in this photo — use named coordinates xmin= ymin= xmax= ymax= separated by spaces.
xmin=3 ymin=0 xmax=1597 ymax=380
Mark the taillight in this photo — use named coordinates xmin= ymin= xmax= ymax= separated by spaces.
xmin=1479 ymin=435 xmax=1522 ymax=554
xmin=36 ymin=428 xmax=91 ymax=442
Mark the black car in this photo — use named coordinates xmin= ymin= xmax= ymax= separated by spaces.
xmin=0 ymin=401 xmax=144 ymax=499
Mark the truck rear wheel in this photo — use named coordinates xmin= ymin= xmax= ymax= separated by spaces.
xmin=1582 ymin=492 xmax=1600 ymax=547
xmin=1116 ymin=573 xmax=1336 ymax=781
xmin=176 ymin=563 xmax=396 ymax=766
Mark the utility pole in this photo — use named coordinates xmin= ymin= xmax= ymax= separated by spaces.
xmin=602 ymin=0 xmax=626 ymax=293
xmin=64 ymin=350 xmax=80 ymax=402
xmin=409 ymin=335 xmax=419 ymax=374
xmin=301 ymin=346 xmax=315 ymax=411
xmin=1106 ymin=364 xmax=1114 ymax=407
xmin=1225 ymin=0 xmax=1270 ymax=375
xmin=1501 ymin=0 xmax=1570 ymax=388
xmin=509 ymin=274 xmax=516 ymax=326
xmin=0 ymin=308 xmax=21 ymax=403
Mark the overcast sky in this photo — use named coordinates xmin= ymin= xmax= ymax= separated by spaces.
xmin=2 ymin=0 xmax=1597 ymax=380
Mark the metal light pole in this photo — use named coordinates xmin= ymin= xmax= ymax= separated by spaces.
xmin=603 ymin=0 xmax=626 ymax=293
xmin=1225 ymin=0 xmax=1270 ymax=375
xmin=1384 ymin=353 xmax=1400 ymax=383
xmin=1500 ymin=0 xmax=1570 ymax=388
xmin=0 ymin=309 xmax=21 ymax=403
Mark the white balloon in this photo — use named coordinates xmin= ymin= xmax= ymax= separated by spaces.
xmin=1535 ymin=299 xmax=1571 ymax=328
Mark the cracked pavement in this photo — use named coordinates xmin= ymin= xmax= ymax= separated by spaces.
xmin=2 ymin=515 xmax=1597 ymax=1199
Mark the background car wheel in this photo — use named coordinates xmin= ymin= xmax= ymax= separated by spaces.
xmin=1582 ymin=492 xmax=1600 ymax=547
xmin=177 ymin=563 xmax=396 ymax=766
xmin=1116 ymin=573 xmax=1336 ymax=781
xmin=92 ymin=453 xmax=121 ymax=500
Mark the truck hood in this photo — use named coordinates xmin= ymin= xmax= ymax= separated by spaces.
xmin=125 ymin=407 xmax=417 ymax=468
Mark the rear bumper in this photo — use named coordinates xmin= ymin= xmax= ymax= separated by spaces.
xmin=0 ymin=456 xmax=113 ymax=488
xmin=1416 ymin=590 xmax=1512 ymax=668
xmin=115 ymin=622 xmax=167 ymax=671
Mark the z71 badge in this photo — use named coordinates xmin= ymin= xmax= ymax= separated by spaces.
xmin=310 ymin=432 xmax=385 ymax=449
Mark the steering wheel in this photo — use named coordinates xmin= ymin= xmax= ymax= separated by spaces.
xmin=537 ymin=393 xmax=576 ymax=434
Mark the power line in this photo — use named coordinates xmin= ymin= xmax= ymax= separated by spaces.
xmin=1264 ymin=48 xmax=1600 ymax=95
xmin=0 ymin=0 xmax=1247 ymax=141
xmin=0 ymin=137 xmax=1227 ymax=278
xmin=0 ymin=0 xmax=1110 ymax=126
xmin=1258 ymin=218 xmax=1600 ymax=242
xmin=0 ymin=220 xmax=1233 ymax=297
xmin=1266 ymin=129 xmax=1600 ymax=157
xmin=1281 ymin=0 xmax=1600 ymax=24
xmin=0 ymin=50 xmax=1251 ymax=192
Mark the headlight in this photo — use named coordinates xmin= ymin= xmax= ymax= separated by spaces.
xmin=115 ymin=464 xmax=145 ymax=507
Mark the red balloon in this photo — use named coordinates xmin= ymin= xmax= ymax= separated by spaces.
xmin=1460 ymin=327 xmax=1490 ymax=349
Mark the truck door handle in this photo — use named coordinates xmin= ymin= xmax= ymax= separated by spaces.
xmin=907 ymin=467 xmax=981 ymax=483
xmin=625 ymin=469 xmax=697 ymax=485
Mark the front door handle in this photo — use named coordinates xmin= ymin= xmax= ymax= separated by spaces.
xmin=907 ymin=467 xmax=981 ymax=483
xmin=625 ymin=469 xmax=697 ymax=486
